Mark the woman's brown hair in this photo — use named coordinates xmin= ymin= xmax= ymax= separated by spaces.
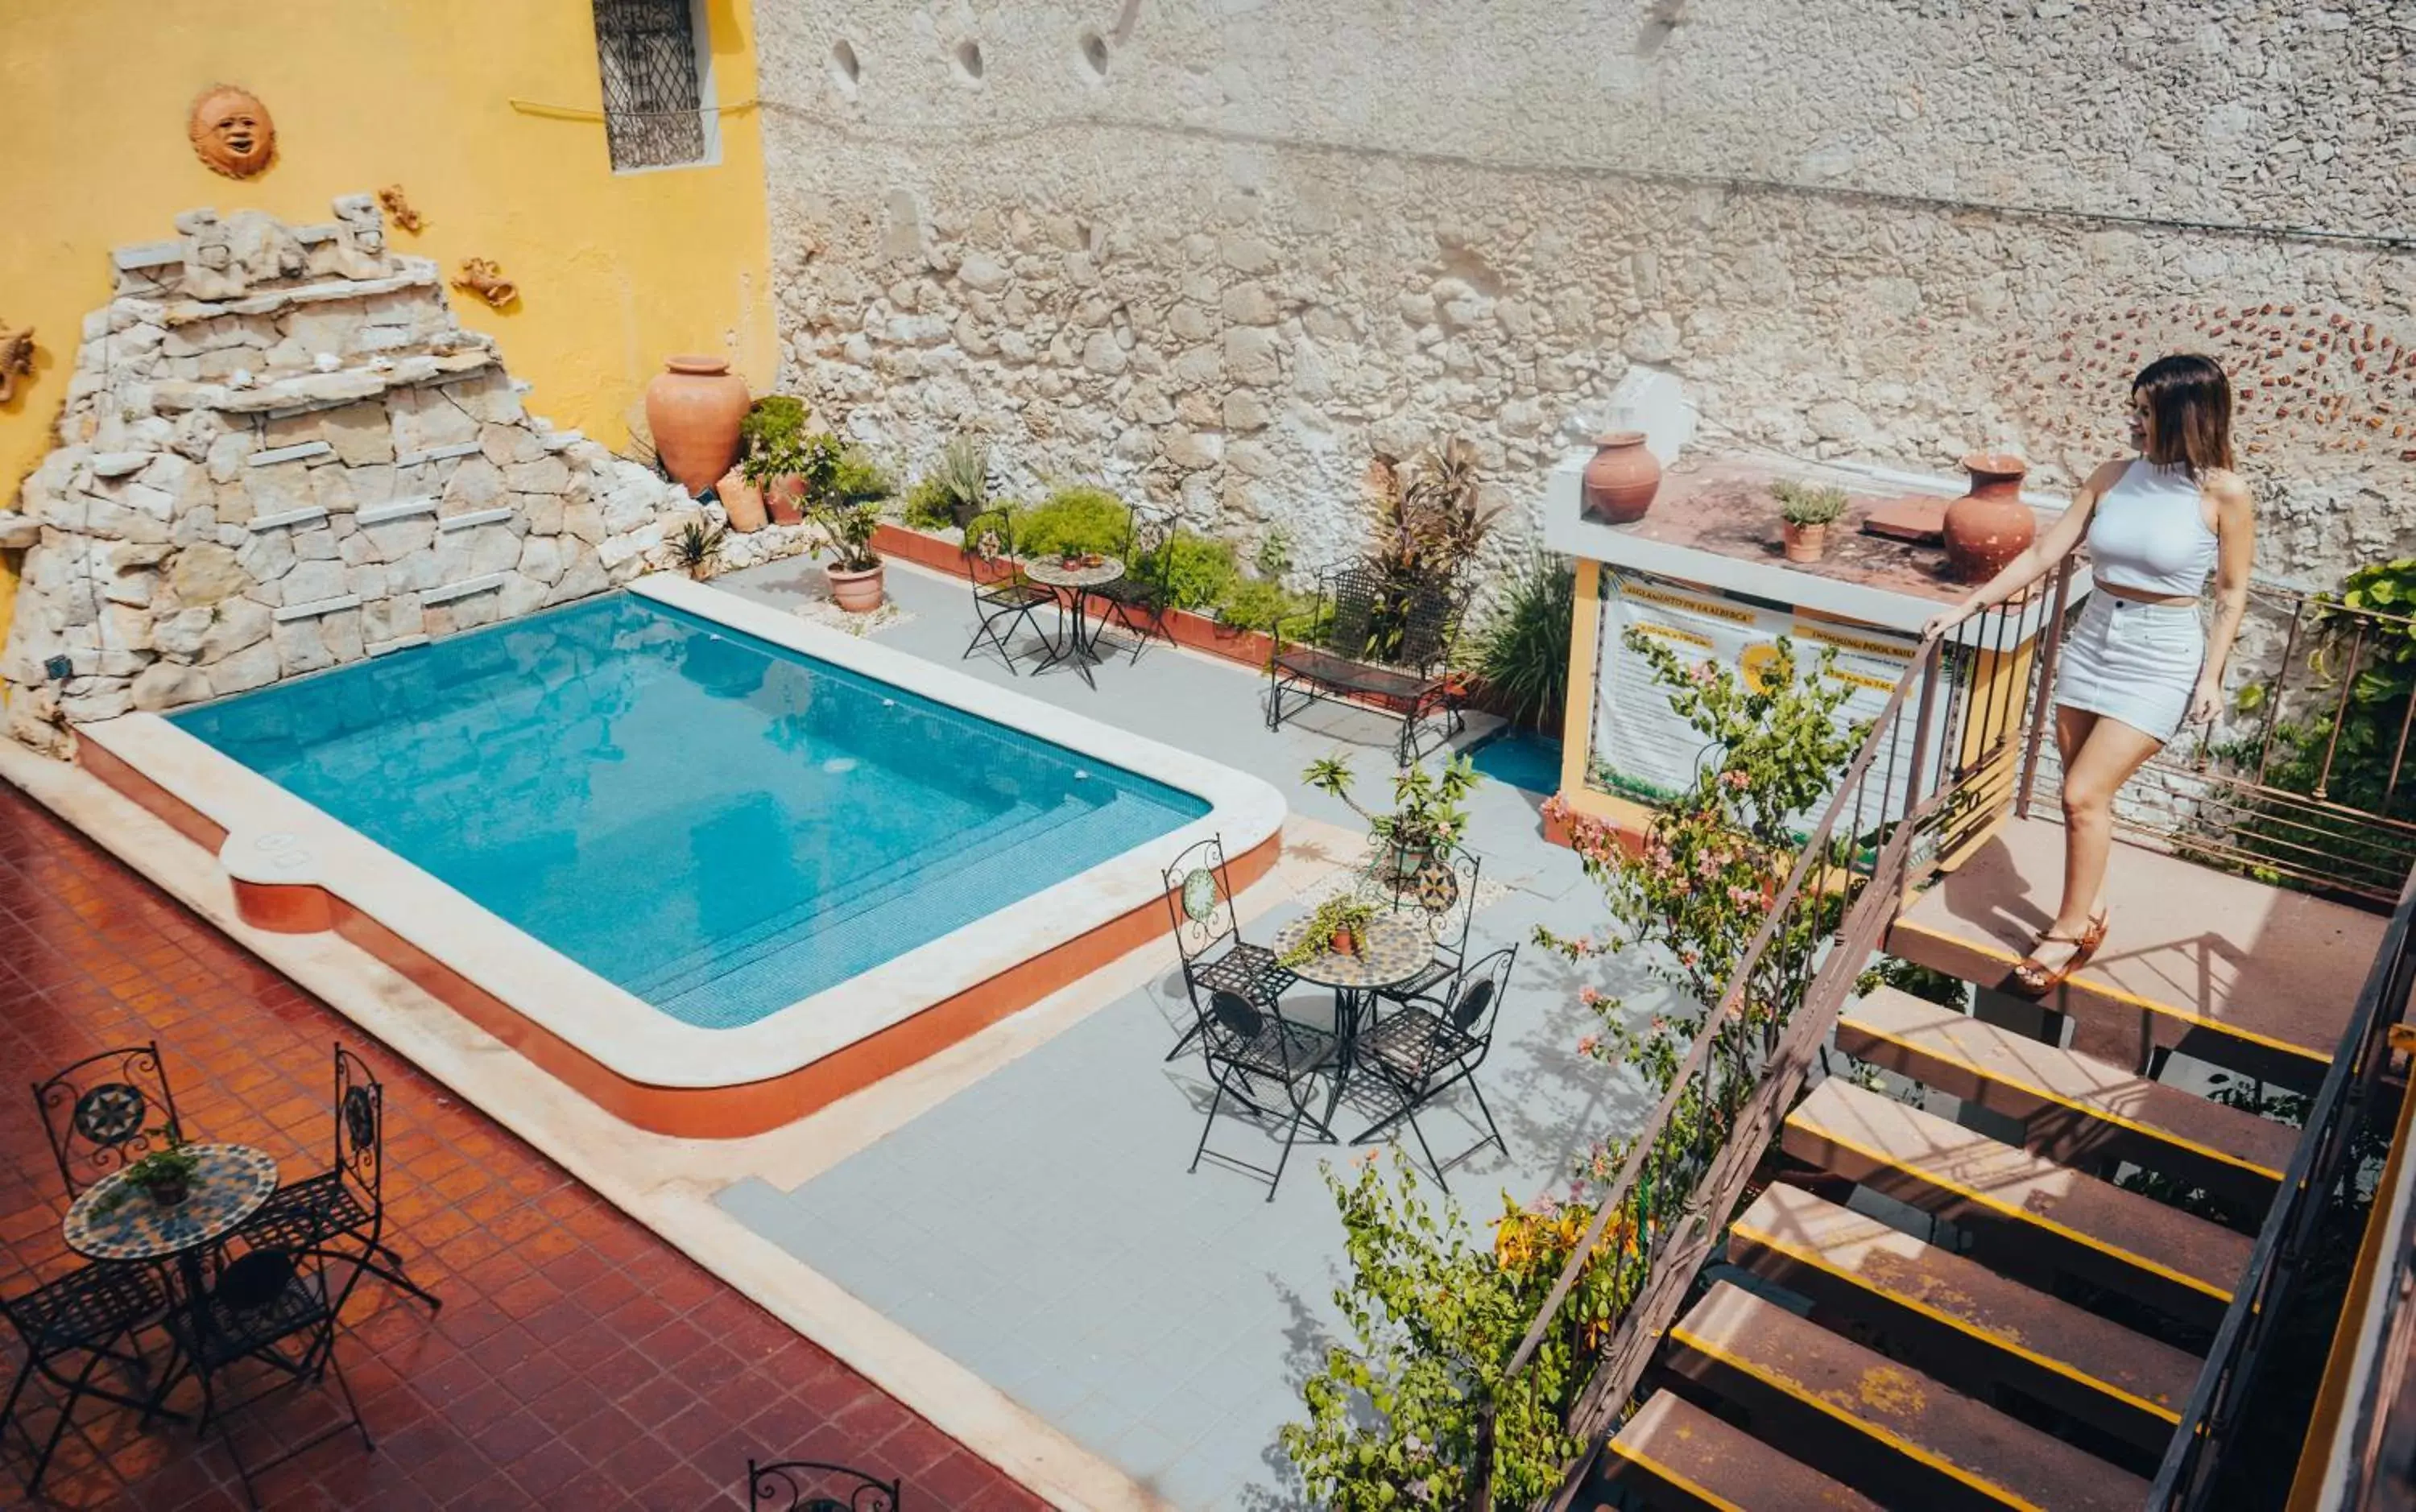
xmin=2133 ymin=353 xmax=2235 ymax=474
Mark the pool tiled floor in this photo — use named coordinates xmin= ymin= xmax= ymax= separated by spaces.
xmin=0 ymin=786 xmax=1046 ymax=1512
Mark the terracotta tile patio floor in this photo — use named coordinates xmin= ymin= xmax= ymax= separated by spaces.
xmin=0 ymin=785 xmax=1049 ymax=1511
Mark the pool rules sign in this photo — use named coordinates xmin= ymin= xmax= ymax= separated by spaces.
xmin=1590 ymin=571 xmax=1951 ymax=828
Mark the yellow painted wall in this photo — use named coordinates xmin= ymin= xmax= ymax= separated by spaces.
xmin=0 ymin=0 xmax=778 ymax=662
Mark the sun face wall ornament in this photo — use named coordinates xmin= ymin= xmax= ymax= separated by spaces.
xmin=188 ymin=84 xmax=276 ymax=179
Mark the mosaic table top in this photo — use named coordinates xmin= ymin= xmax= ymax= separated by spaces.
xmin=62 ymin=1143 xmax=279 ymax=1262
xmin=1269 ymin=912 xmax=1432 ymax=990
xmin=1024 ymin=554 xmax=1126 ymax=590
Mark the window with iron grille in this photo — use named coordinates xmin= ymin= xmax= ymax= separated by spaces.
xmin=592 ymin=0 xmax=713 ymax=171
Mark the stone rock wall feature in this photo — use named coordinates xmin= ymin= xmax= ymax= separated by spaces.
xmin=2 ymin=197 xmax=732 ymax=753
xmin=757 ymin=0 xmax=2415 ymax=593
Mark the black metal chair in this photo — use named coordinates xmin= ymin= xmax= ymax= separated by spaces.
xmin=2 ymin=1261 xmax=172 ymax=1498
xmin=34 ymin=1043 xmax=185 ymax=1198
xmin=1189 ymin=986 xmax=1339 ymax=1200
xmin=1092 ymin=505 xmax=1177 ymax=663
xmin=1267 ymin=564 xmax=1467 ymax=763
xmin=1354 ymin=946 xmax=1516 ymax=1189
xmin=960 ymin=507 xmax=1057 ymax=675
xmin=234 ymin=1045 xmax=440 ymax=1314
xmin=1162 ymin=835 xmax=1297 ymax=1061
xmin=1371 ymin=839 xmax=1483 ymax=1010
xmin=159 ymin=1245 xmax=374 ymax=1508
xmin=746 ymin=1457 xmax=902 ymax=1510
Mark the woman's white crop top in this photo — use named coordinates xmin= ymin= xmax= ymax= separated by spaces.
xmin=2087 ymin=459 xmax=2218 ymax=597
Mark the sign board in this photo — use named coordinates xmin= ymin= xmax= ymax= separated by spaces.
xmin=1589 ymin=571 xmax=1952 ymax=828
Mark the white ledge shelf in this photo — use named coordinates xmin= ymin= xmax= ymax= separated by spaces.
xmin=247 ymin=506 xmax=330 ymax=532
xmin=272 ymin=593 xmax=362 ymax=623
xmin=248 ymin=440 xmax=333 ymax=467
xmin=438 ymin=508 xmax=515 ymax=532
xmin=355 ymin=498 xmax=438 ymax=526
xmin=423 ymin=574 xmax=507 ymax=606
xmin=396 ymin=441 xmax=484 ymax=469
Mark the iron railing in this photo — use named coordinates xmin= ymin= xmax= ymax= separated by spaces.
xmin=2017 ymin=579 xmax=2416 ymax=905
xmin=1466 ymin=573 xmax=2062 ymax=1510
xmin=2146 ymin=858 xmax=2416 ymax=1507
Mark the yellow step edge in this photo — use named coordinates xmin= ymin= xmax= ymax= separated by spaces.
xmin=1841 ymin=1017 xmax=2286 ymax=1180
xmin=1730 ymin=1217 xmax=2183 ymax=1425
xmin=1889 ymin=919 xmax=2333 ymax=1066
xmin=1793 ymin=1119 xmax=2236 ymax=1304
xmin=1670 ymin=1319 xmax=2052 ymax=1512
xmin=1604 ymin=1438 xmax=1747 ymax=1512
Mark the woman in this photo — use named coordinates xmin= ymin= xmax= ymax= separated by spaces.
xmin=1924 ymin=354 xmax=2255 ymax=994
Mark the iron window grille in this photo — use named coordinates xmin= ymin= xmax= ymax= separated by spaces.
xmin=593 ymin=0 xmax=711 ymax=171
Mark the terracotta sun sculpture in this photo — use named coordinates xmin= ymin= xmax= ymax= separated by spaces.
xmin=188 ymin=84 xmax=276 ymax=179
xmin=0 ymin=322 xmax=32 ymax=404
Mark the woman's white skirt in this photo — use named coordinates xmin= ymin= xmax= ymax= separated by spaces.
xmin=2054 ymin=593 xmax=2203 ymax=744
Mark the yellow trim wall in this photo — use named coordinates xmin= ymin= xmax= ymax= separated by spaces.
xmin=0 ymin=0 xmax=778 ymax=663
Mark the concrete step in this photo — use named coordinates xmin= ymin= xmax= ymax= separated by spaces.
xmin=1603 ymin=1390 xmax=1882 ymax=1511
xmin=1729 ymin=1183 xmax=2199 ymax=1454
xmin=1836 ymin=985 xmax=2298 ymax=1208
xmin=1782 ymin=1078 xmax=2252 ymax=1328
xmin=1668 ymin=1282 xmax=2149 ymax=1511
xmin=1886 ymin=815 xmax=2378 ymax=1092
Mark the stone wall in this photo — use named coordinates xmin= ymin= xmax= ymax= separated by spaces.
xmin=755 ymin=0 xmax=2415 ymax=591
xmin=0 ymin=197 xmax=743 ymax=752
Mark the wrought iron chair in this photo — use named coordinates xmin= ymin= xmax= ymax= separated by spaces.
xmin=1267 ymin=563 xmax=1468 ymax=764
xmin=1162 ymin=835 xmax=1297 ymax=1061
xmin=1091 ymin=504 xmax=1178 ymax=663
xmin=1353 ymin=945 xmax=1516 ymax=1190
xmin=1370 ymin=839 xmax=1483 ymax=1010
xmin=159 ymin=1245 xmax=374 ymax=1507
xmin=1189 ymin=985 xmax=1339 ymax=1200
xmin=746 ymin=1457 xmax=902 ymax=1510
xmin=34 ymin=1043 xmax=185 ymax=1198
xmin=960 ymin=506 xmax=1058 ymax=675
xmin=2 ymin=1261 xmax=172 ymax=1498
xmin=235 ymin=1045 xmax=441 ymax=1314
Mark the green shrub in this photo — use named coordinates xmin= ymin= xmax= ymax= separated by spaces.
xmin=737 ymin=396 xmax=810 ymax=489
xmin=902 ymin=477 xmax=960 ymax=531
xmin=828 ymin=448 xmax=895 ymax=506
xmin=1214 ymin=575 xmax=1286 ymax=630
xmin=1473 ymin=556 xmax=1575 ymax=729
xmin=1142 ymin=531 xmax=1239 ymax=609
xmin=1013 ymin=485 xmax=1131 ymax=559
xmin=900 ymin=436 xmax=991 ymax=531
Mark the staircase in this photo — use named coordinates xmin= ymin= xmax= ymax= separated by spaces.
xmin=1601 ymin=815 xmax=2386 ymax=1511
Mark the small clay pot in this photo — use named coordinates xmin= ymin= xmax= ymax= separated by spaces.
xmin=1330 ymin=928 xmax=1359 ymax=956
xmin=1944 ymin=452 xmax=2037 ymax=582
xmin=1782 ymin=520 xmax=1829 ymax=564
xmin=143 ymin=1174 xmax=191 ymax=1208
xmin=1581 ymin=432 xmax=1661 ymax=525
xmin=644 ymin=356 xmax=749 ymax=497
xmin=827 ymin=562 xmax=885 ymax=613
xmin=765 ymin=476 xmax=807 ymax=527
xmin=717 ymin=468 xmax=767 ymax=533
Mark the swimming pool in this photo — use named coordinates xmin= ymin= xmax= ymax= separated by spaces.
xmin=172 ymin=594 xmax=1210 ymax=1030
xmin=79 ymin=576 xmax=1285 ymax=1135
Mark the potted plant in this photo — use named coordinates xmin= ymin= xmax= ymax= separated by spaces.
xmin=125 ymin=1141 xmax=201 ymax=1208
xmin=738 ymin=396 xmax=820 ymax=526
xmin=1282 ymin=896 xmax=1377 ymax=966
xmin=900 ymin=435 xmax=993 ymax=531
xmin=1774 ymin=480 xmax=1849 ymax=564
xmin=672 ymin=519 xmax=726 ymax=580
xmin=813 ymin=502 xmax=886 ymax=612
xmin=1303 ymin=753 xmax=1479 ymax=886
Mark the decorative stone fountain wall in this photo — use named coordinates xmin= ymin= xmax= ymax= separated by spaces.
xmin=2 ymin=196 xmax=714 ymax=753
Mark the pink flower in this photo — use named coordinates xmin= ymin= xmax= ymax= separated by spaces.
xmin=1577 ymin=1034 xmax=1600 ymax=1056
xmin=1722 ymin=769 xmax=1751 ymax=791
xmin=1727 ymin=884 xmax=1759 ymax=908
xmin=1680 ymin=950 xmax=1699 ymax=968
xmin=1688 ymin=662 xmax=1717 ymax=688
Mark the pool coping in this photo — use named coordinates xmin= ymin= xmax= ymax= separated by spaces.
xmin=72 ymin=573 xmax=1285 ymax=1137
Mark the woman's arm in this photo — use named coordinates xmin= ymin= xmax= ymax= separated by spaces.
xmin=2189 ymin=473 xmax=2257 ymax=725
xmin=1920 ymin=460 xmax=2119 ymax=639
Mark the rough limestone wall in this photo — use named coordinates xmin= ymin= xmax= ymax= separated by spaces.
xmin=756 ymin=0 xmax=2415 ymax=593
xmin=0 ymin=196 xmax=767 ymax=753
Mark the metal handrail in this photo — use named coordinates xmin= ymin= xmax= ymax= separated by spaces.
xmin=2159 ymin=861 xmax=2416 ymax=1506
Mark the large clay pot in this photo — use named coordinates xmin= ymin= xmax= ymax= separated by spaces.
xmin=1944 ymin=452 xmax=2036 ymax=583
xmin=717 ymin=467 xmax=767 ymax=533
xmin=1581 ymin=432 xmax=1661 ymax=524
xmin=644 ymin=356 xmax=749 ymax=497
xmin=827 ymin=562 xmax=885 ymax=613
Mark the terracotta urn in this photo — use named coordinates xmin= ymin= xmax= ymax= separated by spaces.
xmin=1781 ymin=520 xmax=1828 ymax=564
xmin=827 ymin=562 xmax=885 ymax=613
xmin=644 ymin=356 xmax=749 ymax=497
xmin=765 ymin=475 xmax=807 ymax=527
xmin=717 ymin=467 xmax=767 ymax=533
xmin=1944 ymin=453 xmax=2036 ymax=582
xmin=1581 ymin=432 xmax=1661 ymax=525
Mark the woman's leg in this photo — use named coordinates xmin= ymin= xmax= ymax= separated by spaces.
xmin=2033 ymin=713 xmax=2167 ymax=969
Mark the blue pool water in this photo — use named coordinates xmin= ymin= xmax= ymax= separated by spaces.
xmin=173 ymin=594 xmax=1209 ymax=1028
xmin=1468 ymin=729 xmax=1563 ymax=795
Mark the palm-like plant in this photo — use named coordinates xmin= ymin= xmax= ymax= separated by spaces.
xmin=1363 ymin=436 xmax=1500 ymax=586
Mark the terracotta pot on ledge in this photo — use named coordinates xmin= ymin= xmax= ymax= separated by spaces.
xmin=644 ymin=355 xmax=749 ymax=497
xmin=1581 ymin=432 xmax=1661 ymax=525
xmin=1944 ymin=452 xmax=2036 ymax=583
xmin=1781 ymin=520 xmax=1829 ymax=564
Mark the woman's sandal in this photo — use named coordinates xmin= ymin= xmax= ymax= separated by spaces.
xmin=2007 ymin=909 xmax=2110 ymax=998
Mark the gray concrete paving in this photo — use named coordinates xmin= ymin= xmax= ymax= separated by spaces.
xmin=711 ymin=556 xmax=1673 ymax=1509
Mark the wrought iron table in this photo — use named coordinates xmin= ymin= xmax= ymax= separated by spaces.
xmin=1268 ymin=911 xmax=1433 ymax=1136
xmin=1023 ymin=553 xmax=1126 ymax=688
